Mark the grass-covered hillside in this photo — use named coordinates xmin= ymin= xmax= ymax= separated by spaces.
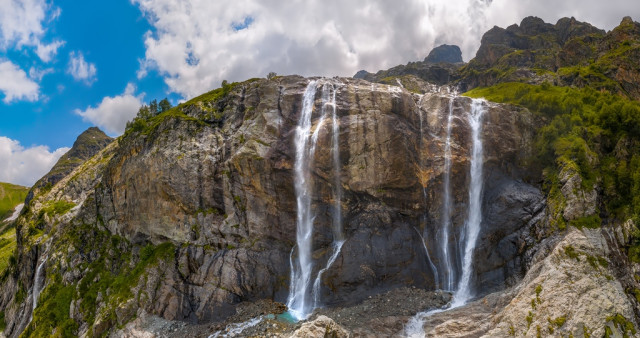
xmin=0 ymin=182 xmax=29 ymax=221
xmin=0 ymin=182 xmax=29 ymax=287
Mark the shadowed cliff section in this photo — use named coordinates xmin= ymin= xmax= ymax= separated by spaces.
xmin=425 ymin=44 xmax=463 ymax=64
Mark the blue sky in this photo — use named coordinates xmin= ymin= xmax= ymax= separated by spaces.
xmin=1 ymin=1 xmax=178 ymax=149
xmin=0 ymin=0 xmax=638 ymax=186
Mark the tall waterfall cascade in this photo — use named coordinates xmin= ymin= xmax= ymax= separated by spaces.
xmin=406 ymin=97 xmax=486 ymax=337
xmin=287 ymin=79 xmax=345 ymax=321
xmin=27 ymin=256 xmax=47 ymax=325
xmin=440 ymin=97 xmax=456 ymax=292
xmin=452 ymin=98 xmax=485 ymax=306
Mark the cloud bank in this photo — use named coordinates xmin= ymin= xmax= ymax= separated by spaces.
xmin=74 ymin=83 xmax=143 ymax=136
xmin=0 ymin=0 xmax=64 ymax=62
xmin=0 ymin=60 xmax=40 ymax=103
xmin=0 ymin=136 xmax=69 ymax=187
xmin=133 ymin=0 xmax=640 ymax=99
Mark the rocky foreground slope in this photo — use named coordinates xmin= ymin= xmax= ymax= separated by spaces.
xmin=1 ymin=16 xmax=640 ymax=338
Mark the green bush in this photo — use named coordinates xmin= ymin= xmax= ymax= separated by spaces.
xmin=42 ymin=200 xmax=76 ymax=217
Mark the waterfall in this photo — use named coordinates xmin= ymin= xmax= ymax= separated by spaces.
xmin=312 ymin=240 xmax=344 ymax=308
xmin=32 ymin=258 xmax=46 ymax=309
xmin=288 ymin=80 xmax=345 ymax=320
xmin=440 ymin=97 xmax=456 ymax=292
xmin=451 ymin=98 xmax=485 ymax=307
xmin=405 ymin=97 xmax=486 ymax=337
xmin=28 ymin=256 xmax=47 ymax=324
xmin=5 ymin=203 xmax=24 ymax=222
xmin=312 ymin=83 xmax=345 ymax=309
xmin=416 ymin=96 xmax=440 ymax=290
xmin=287 ymin=80 xmax=318 ymax=320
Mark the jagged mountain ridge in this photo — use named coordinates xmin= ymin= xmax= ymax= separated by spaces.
xmin=357 ymin=16 xmax=640 ymax=101
xmin=0 ymin=16 xmax=639 ymax=338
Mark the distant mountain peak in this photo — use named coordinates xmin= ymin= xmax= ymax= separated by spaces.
xmin=424 ymin=44 xmax=463 ymax=64
xmin=24 ymin=127 xmax=113 ymax=205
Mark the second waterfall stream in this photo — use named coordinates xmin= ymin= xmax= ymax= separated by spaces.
xmin=405 ymin=97 xmax=487 ymax=337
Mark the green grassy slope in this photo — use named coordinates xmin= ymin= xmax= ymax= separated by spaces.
xmin=0 ymin=182 xmax=29 ymax=220
xmin=0 ymin=182 xmax=28 ymax=281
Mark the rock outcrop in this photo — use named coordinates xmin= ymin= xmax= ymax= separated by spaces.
xmin=485 ymin=227 xmax=638 ymax=337
xmin=396 ymin=226 xmax=639 ymax=337
xmin=425 ymin=44 xmax=463 ymax=64
xmin=289 ymin=315 xmax=349 ymax=338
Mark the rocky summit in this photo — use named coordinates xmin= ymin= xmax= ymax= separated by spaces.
xmin=2 ymin=16 xmax=640 ymax=338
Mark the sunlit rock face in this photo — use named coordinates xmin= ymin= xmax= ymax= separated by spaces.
xmin=1 ymin=75 xmax=545 ymax=336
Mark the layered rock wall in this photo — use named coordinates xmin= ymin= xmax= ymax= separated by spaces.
xmin=1 ymin=76 xmax=545 ymax=336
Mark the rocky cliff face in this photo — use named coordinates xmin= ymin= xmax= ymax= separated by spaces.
xmin=0 ymin=75 xmax=548 ymax=337
xmin=457 ymin=16 xmax=640 ymax=98
xmin=24 ymin=127 xmax=113 ymax=207
xmin=425 ymin=44 xmax=463 ymax=64
xmin=3 ymin=16 xmax=640 ymax=338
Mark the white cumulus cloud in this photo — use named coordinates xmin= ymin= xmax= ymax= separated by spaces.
xmin=74 ymin=83 xmax=144 ymax=136
xmin=67 ymin=51 xmax=97 ymax=85
xmin=28 ymin=66 xmax=54 ymax=81
xmin=0 ymin=60 xmax=39 ymax=103
xmin=35 ymin=40 xmax=65 ymax=62
xmin=0 ymin=0 xmax=64 ymax=62
xmin=133 ymin=0 xmax=640 ymax=99
xmin=0 ymin=136 xmax=70 ymax=187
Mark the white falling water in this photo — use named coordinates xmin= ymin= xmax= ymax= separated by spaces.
xmin=416 ymin=95 xmax=440 ymax=290
xmin=28 ymin=256 xmax=47 ymax=324
xmin=312 ymin=83 xmax=345 ymax=309
xmin=287 ymin=80 xmax=318 ymax=320
xmin=32 ymin=259 xmax=46 ymax=309
xmin=440 ymin=97 xmax=456 ymax=292
xmin=451 ymin=98 xmax=485 ymax=307
xmin=288 ymin=80 xmax=346 ymax=320
xmin=312 ymin=240 xmax=344 ymax=308
xmin=5 ymin=203 xmax=24 ymax=222
xmin=405 ymin=97 xmax=486 ymax=337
